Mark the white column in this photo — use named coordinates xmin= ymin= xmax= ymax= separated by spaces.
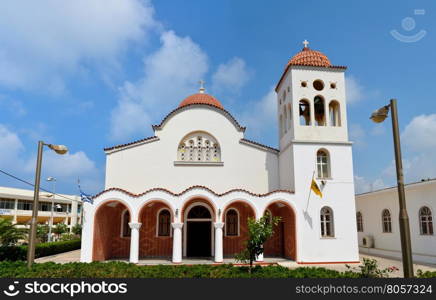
xmin=256 ymin=252 xmax=264 ymax=262
xmin=214 ymin=222 xmax=224 ymax=263
xmin=172 ymin=223 xmax=183 ymax=263
xmin=13 ymin=199 xmax=18 ymax=224
xmin=129 ymin=222 xmax=142 ymax=263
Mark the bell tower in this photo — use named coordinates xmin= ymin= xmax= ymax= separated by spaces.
xmin=276 ymin=41 xmax=351 ymax=192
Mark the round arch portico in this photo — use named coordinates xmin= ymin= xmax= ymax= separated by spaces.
xmin=81 ymin=187 xmax=298 ymax=264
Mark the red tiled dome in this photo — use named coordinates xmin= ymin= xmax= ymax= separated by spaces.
xmin=287 ymin=47 xmax=331 ymax=68
xmin=179 ymin=93 xmax=223 ymax=109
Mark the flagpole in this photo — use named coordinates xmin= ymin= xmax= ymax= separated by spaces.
xmin=305 ymin=171 xmax=316 ymax=211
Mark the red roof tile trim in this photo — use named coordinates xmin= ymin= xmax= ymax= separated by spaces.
xmin=104 ymin=136 xmax=158 ymax=152
xmin=92 ymin=185 xmax=294 ymax=199
xmin=179 ymin=93 xmax=223 ymax=109
xmin=152 ymin=103 xmax=246 ymax=132
xmin=240 ymin=138 xmax=279 ymax=153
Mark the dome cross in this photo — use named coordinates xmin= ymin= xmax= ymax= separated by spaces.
xmin=303 ymin=39 xmax=309 ymax=48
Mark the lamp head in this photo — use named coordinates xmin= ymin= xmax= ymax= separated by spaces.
xmin=370 ymin=105 xmax=390 ymax=123
xmin=48 ymin=144 xmax=68 ymax=155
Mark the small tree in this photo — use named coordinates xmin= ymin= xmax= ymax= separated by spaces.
xmin=0 ymin=217 xmax=27 ymax=246
xmin=36 ymin=224 xmax=49 ymax=243
xmin=52 ymin=223 xmax=68 ymax=240
xmin=235 ymin=212 xmax=280 ymax=273
xmin=72 ymin=224 xmax=82 ymax=236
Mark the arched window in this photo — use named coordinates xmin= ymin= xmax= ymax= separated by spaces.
xmin=187 ymin=205 xmax=211 ymax=219
xmin=225 ymin=209 xmax=239 ymax=236
xmin=329 ymin=101 xmax=341 ymax=127
xmin=279 ymin=114 xmax=284 ymax=137
xmin=356 ymin=212 xmax=363 ymax=232
xmin=158 ymin=209 xmax=171 ymax=237
xmin=316 ymin=149 xmax=330 ymax=179
xmin=121 ymin=210 xmax=131 ymax=237
xmin=299 ymin=99 xmax=311 ymax=125
xmin=177 ymin=132 xmax=221 ymax=162
xmin=320 ymin=207 xmax=334 ymax=237
xmin=382 ymin=209 xmax=392 ymax=233
xmin=314 ymin=96 xmax=325 ymax=126
xmin=419 ymin=206 xmax=433 ymax=235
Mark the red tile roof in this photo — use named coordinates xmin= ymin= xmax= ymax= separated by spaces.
xmin=287 ymin=47 xmax=332 ymax=67
xmin=179 ymin=93 xmax=223 ymax=109
xmin=93 ymin=185 xmax=294 ymax=199
xmin=104 ymin=136 xmax=158 ymax=152
xmin=275 ymin=47 xmax=347 ymax=92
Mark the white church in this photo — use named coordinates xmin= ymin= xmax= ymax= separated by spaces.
xmin=80 ymin=42 xmax=360 ymax=264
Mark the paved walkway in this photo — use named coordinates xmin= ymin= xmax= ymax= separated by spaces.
xmin=277 ymin=254 xmax=436 ymax=277
xmin=35 ymin=250 xmax=436 ymax=277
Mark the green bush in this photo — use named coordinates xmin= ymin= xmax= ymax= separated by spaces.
xmin=0 ymin=239 xmax=81 ymax=261
xmin=0 ymin=261 xmax=363 ymax=278
xmin=416 ymin=269 xmax=436 ymax=278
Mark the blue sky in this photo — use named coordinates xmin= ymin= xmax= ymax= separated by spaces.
xmin=0 ymin=0 xmax=435 ymax=195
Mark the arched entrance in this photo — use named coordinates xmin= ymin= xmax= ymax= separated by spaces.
xmin=184 ymin=203 xmax=213 ymax=257
xmin=93 ymin=201 xmax=131 ymax=261
xmin=263 ymin=201 xmax=296 ymax=260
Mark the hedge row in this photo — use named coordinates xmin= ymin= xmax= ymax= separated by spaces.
xmin=0 ymin=239 xmax=81 ymax=261
xmin=0 ymin=261 xmax=362 ymax=278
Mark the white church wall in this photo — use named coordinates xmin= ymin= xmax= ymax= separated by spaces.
xmin=356 ymin=181 xmax=436 ymax=264
xmin=105 ymin=107 xmax=279 ymax=194
xmin=291 ymin=142 xmax=359 ymax=262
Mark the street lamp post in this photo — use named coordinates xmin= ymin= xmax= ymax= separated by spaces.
xmin=46 ymin=176 xmax=56 ymax=242
xmin=370 ymin=99 xmax=414 ymax=278
xmin=27 ymin=141 xmax=68 ymax=269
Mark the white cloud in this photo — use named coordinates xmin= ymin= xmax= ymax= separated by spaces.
xmin=345 ymin=75 xmax=364 ymax=104
xmin=0 ymin=123 xmax=102 ymax=193
xmin=402 ymin=114 xmax=436 ymax=153
xmin=212 ymin=57 xmax=251 ymax=93
xmin=239 ymin=88 xmax=277 ymax=142
xmin=109 ymin=30 xmax=209 ymax=141
xmin=0 ymin=125 xmax=24 ymax=169
xmin=354 ymin=175 xmax=386 ymax=194
xmin=0 ymin=0 xmax=156 ymax=92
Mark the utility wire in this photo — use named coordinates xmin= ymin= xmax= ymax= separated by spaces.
xmin=0 ymin=169 xmax=80 ymax=203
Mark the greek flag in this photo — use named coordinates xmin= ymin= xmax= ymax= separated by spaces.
xmin=78 ymin=179 xmax=93 ymax=204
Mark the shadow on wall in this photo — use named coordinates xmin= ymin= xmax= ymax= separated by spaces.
xmin=266 ymin=151 xmax=280 ymax=191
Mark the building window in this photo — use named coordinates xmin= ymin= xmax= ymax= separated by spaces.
xmin=382 ymin=209 xmax=392 ymax=233
xmin=329 ymin=101 xmax=341 ymax=127
xmin=177 ymin=131 xmax=221 ymax=162
xmin=320 ymin=207 xmax=334 ymax=237
xmin=316 ymin=149 xmax=330 ymax=179
xmin=314 ymin=96 xmax=325 ymax=126
xmin=419 ymin=206 xmax=433 ymax=235
xmin=17 ymin=200 xmax=32 ymax=210
xmin=158 ymin=209 xmax=171 ymax=237
xmin=225 ymin=209 xmax=239 ymax=236
xmin=121 ymin=210 xmax=131 ymax=237
xmin=39 ymin=202 xmax=51 ymax=212
xmin=299 ymin=99 xmax=311 ymax=125
xmin=283 ymin=108 xmax=288 ymax=133
xmin=356 ymin=211 xmax=363 ymax=232
xmin=0 ymin=199 xmax=15 ymax=209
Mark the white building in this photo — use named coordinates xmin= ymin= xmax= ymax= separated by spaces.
xmin=81 ymin=42 xmax=359 ymax=264
xmin=0 ymin=186 xmax=82 ymax=231
xmin=356 ymin=179 xmax=436 ymax=264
